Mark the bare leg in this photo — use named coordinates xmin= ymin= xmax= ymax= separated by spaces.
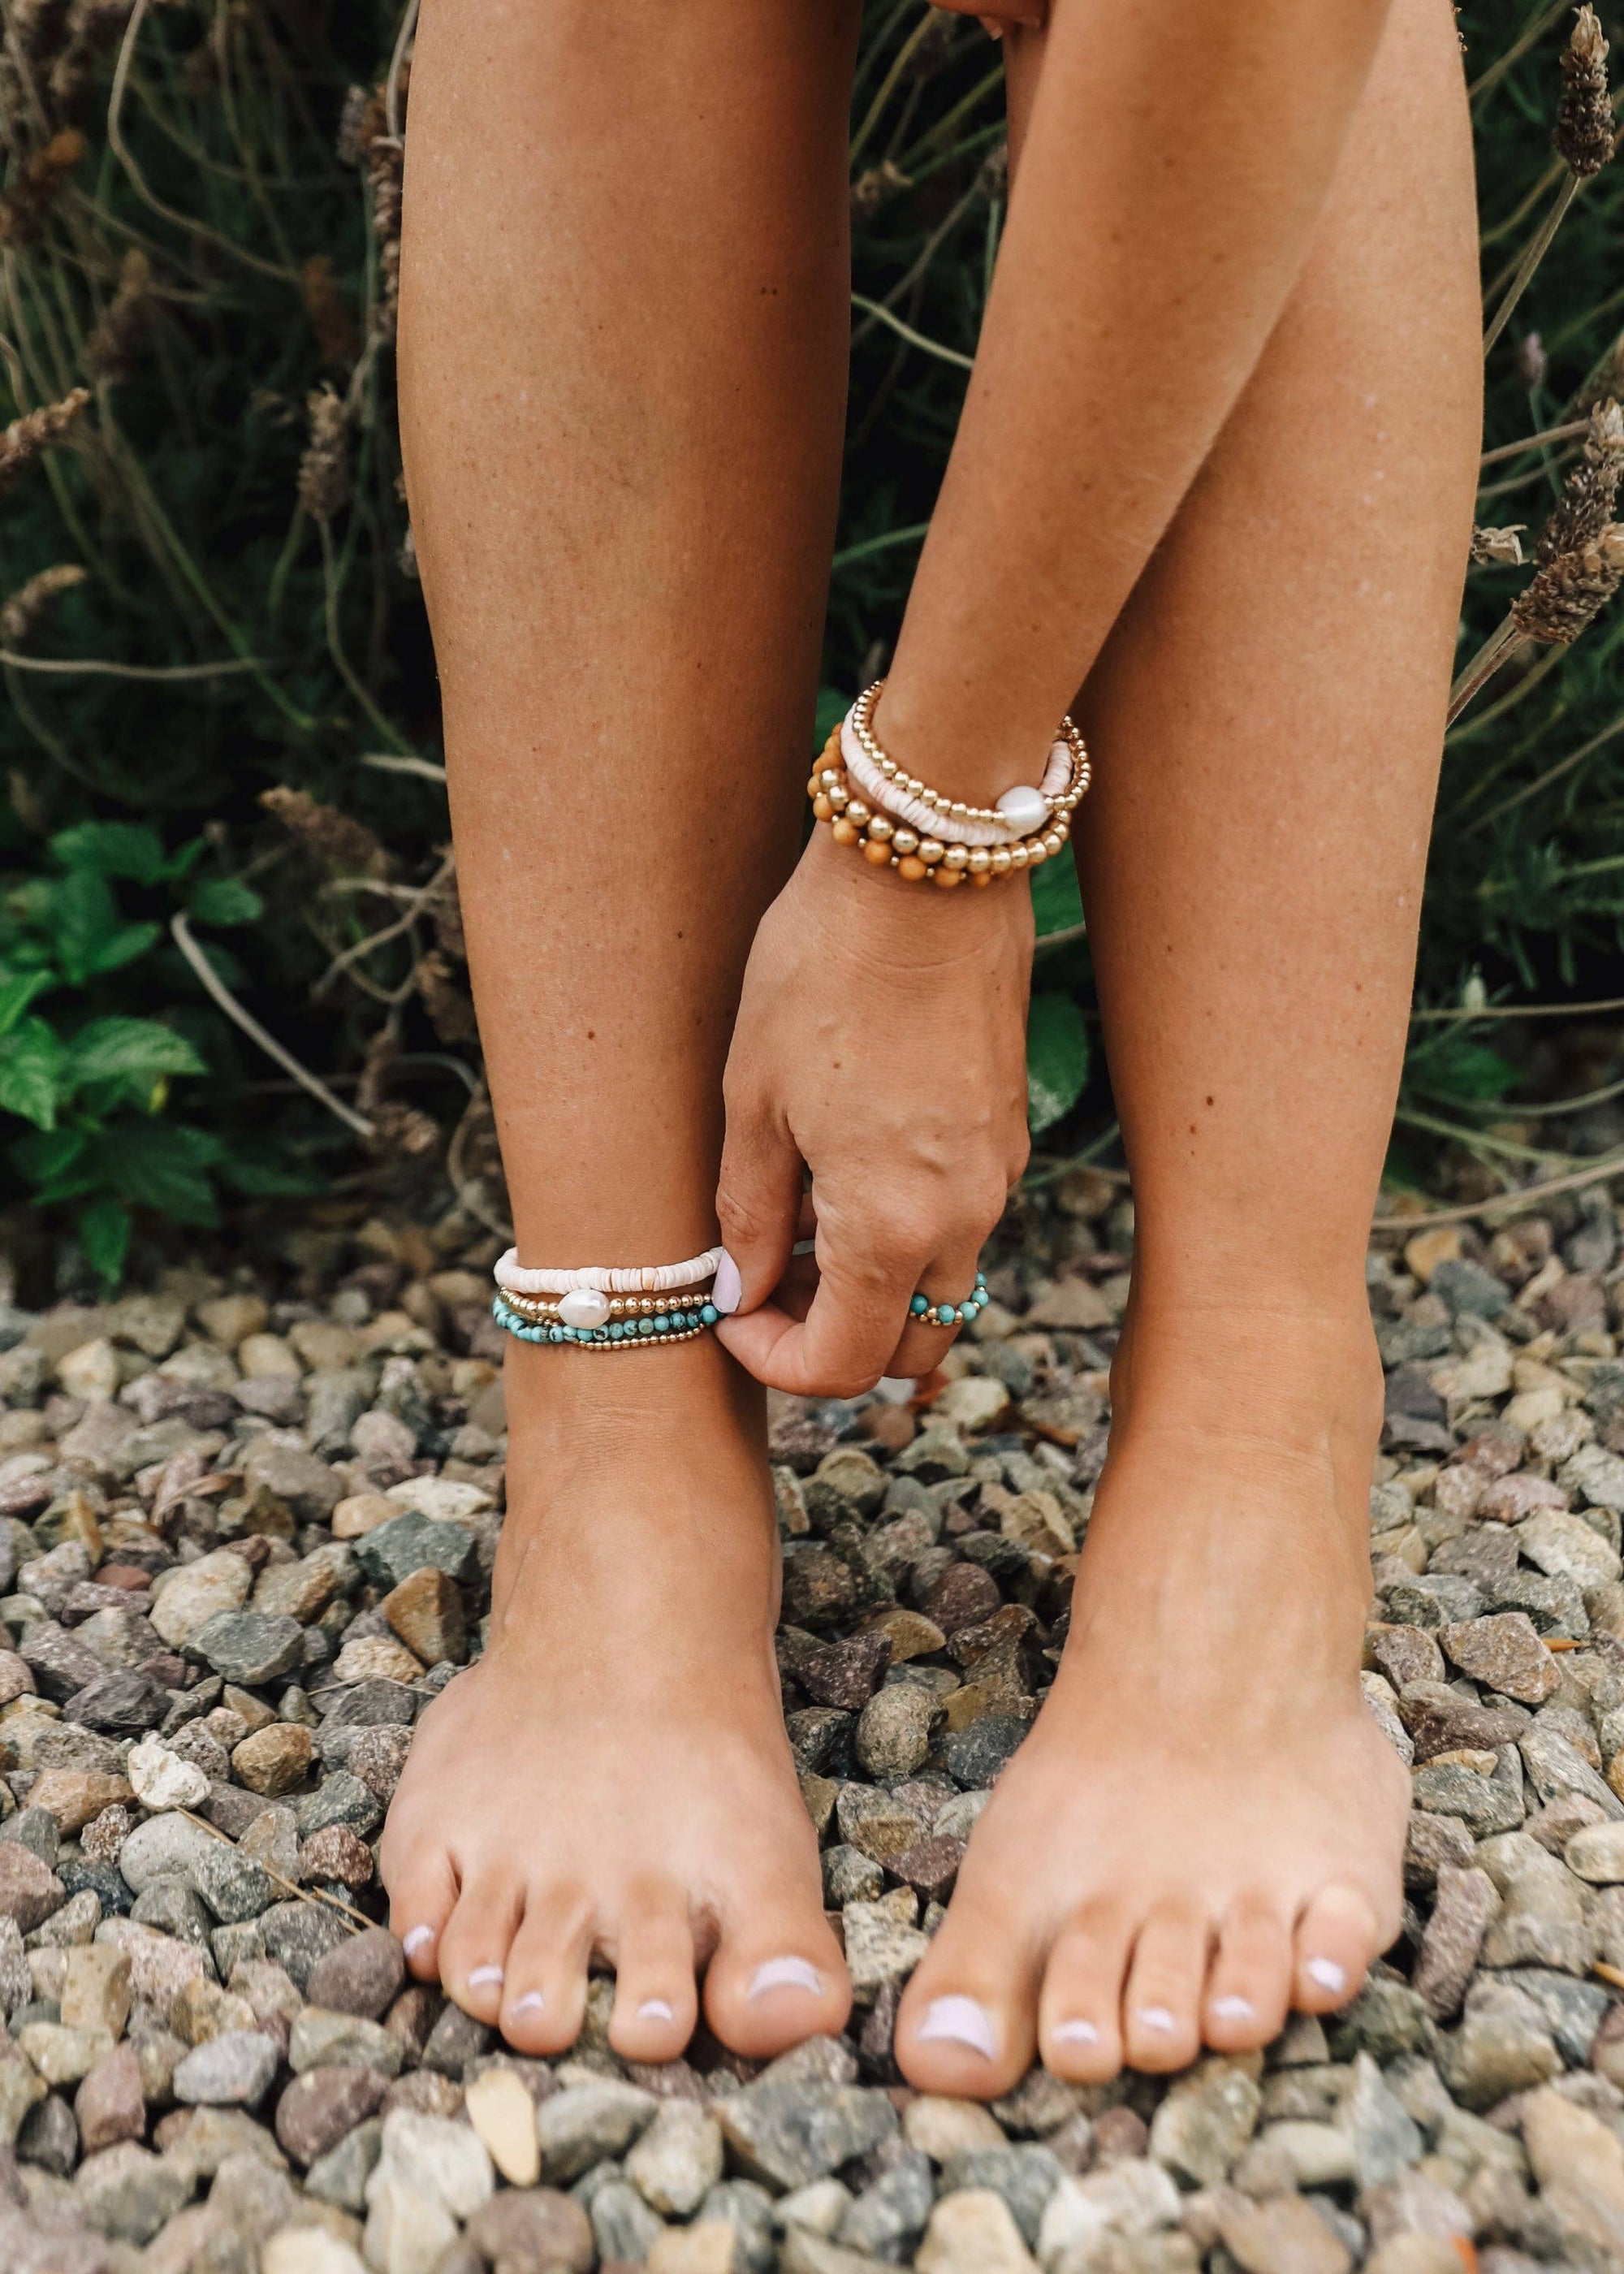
xmin=379 ymin=0 xmax=858 ymax=2058
xmin=896 ymin=0 xmax=1480 ymax=2091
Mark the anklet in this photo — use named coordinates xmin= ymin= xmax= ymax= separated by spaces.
xmin=495 ymin=1245 xmax=723 ymax=1297
xmin=911 ymin=1273 xmax=989 ymax=1328
xmin=498 ymin=1286 xmax=721 ymax=1327
xmin=491 ymin=1294 xmax=715 ymax=1348
xmin=842 ymin=679 xmax=1090 ymax=847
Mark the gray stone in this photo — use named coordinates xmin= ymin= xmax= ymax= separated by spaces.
xmin=75 ymin=2140 xmax=194 ymax=2242
xmin=836 ymin=2151 xmax=935 ymax=2259
xmin=289 ymin=2009 xmax=404 ymax=2077
xmin=172 ymin=2030 xmax=279 ymax=2108
xmin=240 ymin=1435 xmax=342 ymax=1521
xmin=304 ymin=2116 xmax=382 ymax=2211
xmin=258 ymin=1900 xmax=352 ymax=1989
xmin=188 ymin=1613 xmax=304 ymax=1688
xmin=591 ymin=2175 xmax=666 ymax=2265
xmin=352 ymin=1514 xmax=477 ymax=1592
xmin=303 ymin=1928 xmax=404 ymax=2021
xmin=1146 ymin=2058 xmax=1262 ymax=2189
xmin=715 ymin=2078 xmax=897 ymax=2192
xmin=464 ymin=2188 xmax=596 ymax=2274
xmin=938 ymin=2143 xmax=1063 ymax=2245
xmin=1415 ymin=1866 xmax=1499 ymax=2019
xmin=535 ymin=2079 xmax=658 ymax=2183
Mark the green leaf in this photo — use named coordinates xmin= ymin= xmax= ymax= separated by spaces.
xmin=13 ymin=1125 xmax=87 ymax=1185
xmin=814 ymin=686 xmax=850 ymax=752
xmin=50 ymin=822 xmax=169 ymax=884
xmin=84 ymin=921 xmax=161 ymax=979
xmin=67 ymin=1018 xmax=205 ymax=1099
xmin=1026 ymin=991 xmax=1091 ymax=1135
xmin=47 ymin=867 xmax=118 ymax=984
xmin=78 ymin=1198 xmax=131 ymax=1289
xmin=1030 ymin=845 xmax=1084 ymax=940
xmin=216 ymin=1145 xmax=322 ymax=1198
xmin=0 ymin=1018 xmax=65 ymax=1131
xmin=96 ymin=1121 xmax=222 ymax=1225
xmin=186 ymin=876 xmax=263 ymax=928
xmin=0 ymin=968 xmax=54 ymax=1035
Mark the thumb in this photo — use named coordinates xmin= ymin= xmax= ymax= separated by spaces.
xmin=715 ymin=1102 xmax=803 ymax=1316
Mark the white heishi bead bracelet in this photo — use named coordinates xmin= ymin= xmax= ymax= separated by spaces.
xmin=841 ymin=712 xmax=1075 ymax=849
xmin=495 ymin=1246 xmax=724 ymax=1333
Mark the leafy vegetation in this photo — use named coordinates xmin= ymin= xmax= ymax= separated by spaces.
xmin=1 ymin=0 xmax=1622 ymax=1279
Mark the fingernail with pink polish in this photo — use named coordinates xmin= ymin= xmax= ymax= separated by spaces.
xmin=917 ymin=1996 xmax=997 ymax=2059
xmin=713 ymin=1252 xmax=743 ymax=1316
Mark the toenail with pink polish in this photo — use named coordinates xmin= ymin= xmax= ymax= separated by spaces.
xmin=1052 ymin=2017 xmax=1100 ymax=2045
xmin=510 ymin=1991 xmax=544 ymax=2016
xmin=468 ymin=1965 xmax=504 ymax=1990
xmin=917 ymin=1995 xmax=997 ymax=2058
xmin=746 ymin=1956 xmax=823 ymax=2000
xmin=1306 ymin=1956 xmax=1346 ymax=1994
xmin=1137 ymin=2004 xmax=1177 ymax=2034
xmin=637 ymin=1997 xmax=676 ymax=2025
xmin=401 ymin=1926 xmax=434 ymax=1958
xmin=1211 ymin=1994 xmax=1255 ymax=2021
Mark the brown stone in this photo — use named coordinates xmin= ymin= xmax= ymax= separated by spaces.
xmin=28 ymin=1766 xmax=134 ymax=1834
xmin=297 ymin=1825 xmax=374 ymax=1891
xmin=0 ymin=1840 xmax=65 ymax=1931
xmin=273 ymin=2064 xmax=387 ymax=2166
xmin=382 ymin=1567 xmax=465 ymax=1668
xmin=922 ymin=1563 xmax=1001 ymax=1636
xmin=231 ymin=1723 xmax=314 ymax=1797
xmin=464 ymin=2189 xmax=594 ymax=2274
xmin=74 ymin=2043 xmax=146 ymax=2155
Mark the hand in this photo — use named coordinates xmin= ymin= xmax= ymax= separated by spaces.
xmin=715 ymin=824 xmax=1034 ymax=1397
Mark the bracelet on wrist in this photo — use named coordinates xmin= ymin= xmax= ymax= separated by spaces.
xmin=810 ymin=683 xmax=1091 ymax=888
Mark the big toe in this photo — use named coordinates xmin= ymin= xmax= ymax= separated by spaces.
xmin=894 ymin=1881 xmax=1037 ymax=2099
xmin=702 ymin=1871 xmax=851 ymax=2060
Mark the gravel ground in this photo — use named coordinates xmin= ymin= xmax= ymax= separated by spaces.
xmin=0 ymin=1178 xmax=1623 ymax=2271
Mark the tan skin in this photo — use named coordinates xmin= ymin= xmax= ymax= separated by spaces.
xmin=382 ymin=0 xmax=1479 ymax=2089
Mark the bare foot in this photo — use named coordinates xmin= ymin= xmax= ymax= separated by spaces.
xmin=895 ymin=1302 xmax=1409 ymax=2094
xmin=378 ymin=1340 xmax=850 ymax=2062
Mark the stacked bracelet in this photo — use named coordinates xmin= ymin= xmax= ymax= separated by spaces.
xmin=491 ymin=1244 xmax=724 ymax=1349
xmin=810 ymin=686 xmax=1090 ymax=890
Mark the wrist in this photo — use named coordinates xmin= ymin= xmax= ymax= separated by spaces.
xmin=796 ymin=815 xmax=1034 ymax=949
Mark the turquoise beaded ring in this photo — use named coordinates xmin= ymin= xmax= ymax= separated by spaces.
xmin=909 ymin=1272 xmax=989 ymax=1329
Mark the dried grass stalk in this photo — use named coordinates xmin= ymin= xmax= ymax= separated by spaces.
xmin=0 ymin=561 xmax=86 ymax=645
xmin=0 ymin=384 xmax=89 ymax=497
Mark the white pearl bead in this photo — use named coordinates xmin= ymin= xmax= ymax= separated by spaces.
xmin=559 ymin=1288 xmax=611 ymax=1329
xmin=996 ymin=784 xmax=1050 ymax=834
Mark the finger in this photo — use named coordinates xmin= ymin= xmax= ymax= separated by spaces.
xmin=885 ymin=1243 xmax=989 ymax=1380
xmin=717 ymin=1220 xmax=926 ymax=1399
xmin=715 ymin=1101 xmax=805 ymax=1316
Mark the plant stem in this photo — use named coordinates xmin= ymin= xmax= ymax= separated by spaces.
xmin=1448 ymin=616 xmax=1532 ymax=724
xmin=1484 ymin=173 xmax=1580 ymax=358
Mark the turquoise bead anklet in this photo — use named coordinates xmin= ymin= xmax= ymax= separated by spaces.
xmin=909 ymin=1272 xmax=989 ymax=1329
xmin=492 ymin=1294 xmax=720 ymax=1349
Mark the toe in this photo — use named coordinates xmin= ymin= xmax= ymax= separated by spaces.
xmin=1292 ymin=1883 xmax=1380 ymax=2015
xmin=381 ymin=1840 xmax=459 ymax=1985
xmin=499 ymin=1884 xmax=597 ymax=2056
xmin=1036 ymin=1898 xmax=1133 ymax=2082
xmin=893 ymin=1879 xmax=1038 ymax=2099
xmin=436 ymin=1865 xmax=525 ymax=2023
xmin=1120 ymin=1900 xmax=1211 ymax=2073
xmin=703 ymin=1870 xmax=851 ymax=2061
xmin=607 ymin=1883 xmax=699 ymax=2064
xmin=1204 ymin=1891 xmax=1291 ymax=2053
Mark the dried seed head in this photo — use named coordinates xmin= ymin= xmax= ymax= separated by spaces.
xmin=850 ymin=160 xmax=910 ymax=220
xmin=303 ymin=256 xmax=359 ymax=369
xmin=1535 ymin=394 xmax=1624 ymax=564
xmin=0 ymin=127 xmax=84 ymax=246
xmin=84 ymin=249 xmax=151 ymax=384
xmin=1471 ymin=526 xmax=1527 ymax=568
xmin=356 ymin=1027 xmax=439 ymax=1159
xmin=50 ymin=0 xmax=140 ymax=114
xmin=337 ymin=84 xmax=382 ymax=167
xmin=399 ymin=525 xmax=419 ymax=581
xmin=0 ymin=561 xmax=86 ymax=646
xmin=259 ymin=786 xmax=387 ymax=877
xmin=296 ymin=385 xmax=350 ymax=521
xmin=1512 ymin=521 xmax=1624 ymax=642
xmin=366 ymin=136 xmax=404 ymax=339
xmin=0 ymin=384 xmax=89 ymax=498
xmin=414 ymin=950 xmax=478 ymax=1044
xmin=1555 ymin=6 xmax=1616 ymax=177
xmin=426 ymin=858 xmax=464 ymax=961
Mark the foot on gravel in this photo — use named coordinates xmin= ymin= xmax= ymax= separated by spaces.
xmin=378 ymin=1338 xmax=850 ymax=2062
xmin=895 ymin=1303 xmax=1409 ymax=2095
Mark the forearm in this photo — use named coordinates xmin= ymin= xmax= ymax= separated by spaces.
xmin=879 ymin=0 xmax=1397 ymax=802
